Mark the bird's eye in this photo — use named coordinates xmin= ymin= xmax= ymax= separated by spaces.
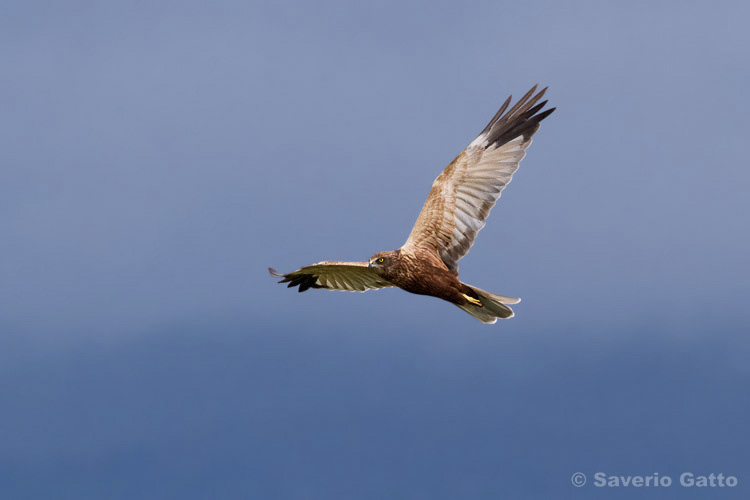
xmin=378 ymin=257 xmax=384 ymax=263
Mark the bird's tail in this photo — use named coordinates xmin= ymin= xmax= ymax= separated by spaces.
xmin=456 ymin=283 xmax=520 ymax=324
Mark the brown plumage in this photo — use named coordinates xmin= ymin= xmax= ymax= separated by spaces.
xmin=269 ymin=86 xmax=554 ymax=323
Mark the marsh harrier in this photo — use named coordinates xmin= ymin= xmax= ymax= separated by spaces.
xmin=270 ymin=86 xmax=554 ymax=323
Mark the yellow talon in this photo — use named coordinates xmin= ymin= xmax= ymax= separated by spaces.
xmin=463 ymin=294 xmax=482 ymax=306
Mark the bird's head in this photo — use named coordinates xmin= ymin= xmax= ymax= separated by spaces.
xmin=368 ymin=250 xmax=399 ymax=276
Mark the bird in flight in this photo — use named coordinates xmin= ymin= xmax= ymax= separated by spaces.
xmin=270 ymin=86 xmax=554 ymax=323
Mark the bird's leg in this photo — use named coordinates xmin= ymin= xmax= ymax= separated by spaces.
xmin=462 ymin=293 xmax=482 ymax=306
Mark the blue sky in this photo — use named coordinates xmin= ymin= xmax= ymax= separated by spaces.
xmin=1 ymin=1 xmax=748 ymax=498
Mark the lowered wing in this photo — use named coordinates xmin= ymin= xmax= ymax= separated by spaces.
xmin=269 ymin=261 xmax=393 ymax=292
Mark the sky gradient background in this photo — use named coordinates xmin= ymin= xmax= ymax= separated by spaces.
xmin=1 ymin=1 xmax=749 ymax=498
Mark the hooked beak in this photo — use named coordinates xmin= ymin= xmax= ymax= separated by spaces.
xmin=368 ymin=259 xmax=373 ymax=269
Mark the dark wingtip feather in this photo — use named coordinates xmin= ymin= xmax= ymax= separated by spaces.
xmin=524 ymin=100 xmax=548 ymax=118
xmin=535 ymin=107 xmax=556 ymax=121
xmin=276 ymin=272 xmax=324 ymax=292
xmin=480 ymin=94 xmax=513 ymax=136
xmin=481 ymin=86 xmax=555 ymax=148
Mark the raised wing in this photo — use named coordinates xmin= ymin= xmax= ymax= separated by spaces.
xmin=269 ymin=261 xmax=393 ymax=292
xmin=402 ymin=85 xmax=554 ymax=274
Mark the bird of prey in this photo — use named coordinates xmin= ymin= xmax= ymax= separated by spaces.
xmin=270 ymin=86 xmax=554 ymax=323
